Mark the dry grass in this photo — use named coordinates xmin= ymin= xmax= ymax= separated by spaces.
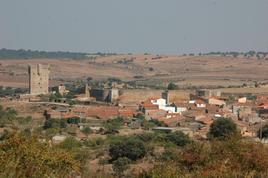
xmin=0 ymin=55 xmax=268 ymax=88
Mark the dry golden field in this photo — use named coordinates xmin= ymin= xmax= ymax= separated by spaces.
xmin=0 ymin=55 xmax=268 ymax=88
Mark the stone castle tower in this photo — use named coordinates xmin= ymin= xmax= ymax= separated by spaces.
xmin=28 ymin=64 xmax=50 ymax=95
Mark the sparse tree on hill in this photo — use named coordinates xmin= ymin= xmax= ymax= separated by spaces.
xmin=86 ymin=77 xmax=93 ymax=83
xmin=167 ymin=82 xmax=178 ymax=90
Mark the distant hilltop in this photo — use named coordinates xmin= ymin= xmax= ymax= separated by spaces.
xmin=0 ymin=48 xmax=118 ymax=59
xmin=0 ymin=48 xmax=267 ymax=60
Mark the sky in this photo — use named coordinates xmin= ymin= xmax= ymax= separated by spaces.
xmin=0 ymin=0 xmax=268 ymax=55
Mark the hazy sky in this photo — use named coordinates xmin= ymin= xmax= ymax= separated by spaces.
xmin=1 ymin=0 xmax=268 ymax=54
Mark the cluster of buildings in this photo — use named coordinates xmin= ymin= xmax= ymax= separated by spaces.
xmin=2 ymin=63 xmax=268 ymax=140
xmin=20 ymin=64 xmax=120 ymax=103
xmin=140 ymin=89 xmax=268 ymax=138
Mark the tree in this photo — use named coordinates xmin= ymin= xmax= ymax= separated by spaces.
xmin=208 ymin=118 xmax=238 ymax=139
xmin=43 ymin=118 xmax=66 ymax=129
xmin=109 ymin=139 xmax=146 ymax=161
xmin=166 ymin=131 xmax=191 ymax=146
xmin=112 ymin=157 xmax=130 ymax=177
xmin=49 ymin=93 xmax=62 ymax=102
xmin=254 ymin=81 xmax=259 ymax=88
xmin=107 ymin=77 xmax=122 ymax=83
xmin=86 ymin=77 xmax=93 ymax=83
xmin=67 ymin=117 xmax=80 ymax=124
xmin=0 ymin=134 xmax=80 ymax=177
xmin=149 ymin=67 xmax=154 ymax=71
xmin=258 ymin=124 xmax=268 ymax=139
xmin=232 ymin=52 xmax=239 ymax=58
xmin=167 ymin=82 xmax=178 ymax=90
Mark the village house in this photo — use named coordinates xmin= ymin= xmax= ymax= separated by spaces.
xmin=256 ymin=101 xmax=268 ymax=119
xmin=237 ymin=97 xmax=247 ymax=103
xmin=258 ymin=102 xmax=268 ymax=109
xmin=194 ymin=99 xmax=206 ymax=108
xmin=144 ymin=97 xmax=187 ymax=114
xmin=140 ymin=89 xmax=186 ymax=115
xmin=256 ymin=95 xmax=268 ymax=104
xmin=208 ymin=97 xmax=226 ymax=106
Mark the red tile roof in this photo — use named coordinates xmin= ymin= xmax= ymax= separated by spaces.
xmin=195 ymin=99 xmax=206 ymax=104
xmin=141 ymin=101 xmax=159 ymax=110
xmin=258 ymin=103 xmax=268 ymax=109
xmin=64 ymin=106 xmax=136 ymax=119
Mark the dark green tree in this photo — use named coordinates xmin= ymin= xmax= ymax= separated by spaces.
xmin=67 ymin=117 xmax=80 ymax=124
xmin=167 ymin=82 xmax=178 ymax=90
xmin=208 ymin=118 xmax=238 ymax=139
xmin=43 ymin=118 xmax=66 ymax=129
xmin=86 ymin=77 xmax=93 ymax=83
xmin=109 ymin=139 xmax=146 ymax=161
xmin=258 ymin=124 xmax=268 ymax=139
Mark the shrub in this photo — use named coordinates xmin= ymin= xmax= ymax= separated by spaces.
xmin=166 ymin=131 xmax=191 ymax=146
xmin=143 ymin=138 xmax=268 ymax=177
xmin=82 ymin=127 xmax=92 ymax=135
xmin=84 ymin=138 xmax=105 ymax=148
xmin=104 ymin=117 xmax=124 ymax=134
xmin=59 ymin=137 xmax=82 ymax=150
xmin=17 ymin=116 xmax=32 ymax=125
xmin=0 ymin=106 xmax=17 ymax=126
xmin=43 ymin=118 xmax=67 ymax=129
xmin=112 ymin=157 xmax=130 ymax=177
xmin=149 ymin=119 xmax=168 ymax=127
xmin=109 ymin=139 xmax=146 ymax=161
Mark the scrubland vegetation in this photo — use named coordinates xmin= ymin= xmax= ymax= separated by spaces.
xmin=1 ymin=104 xmax=268 ymax=178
